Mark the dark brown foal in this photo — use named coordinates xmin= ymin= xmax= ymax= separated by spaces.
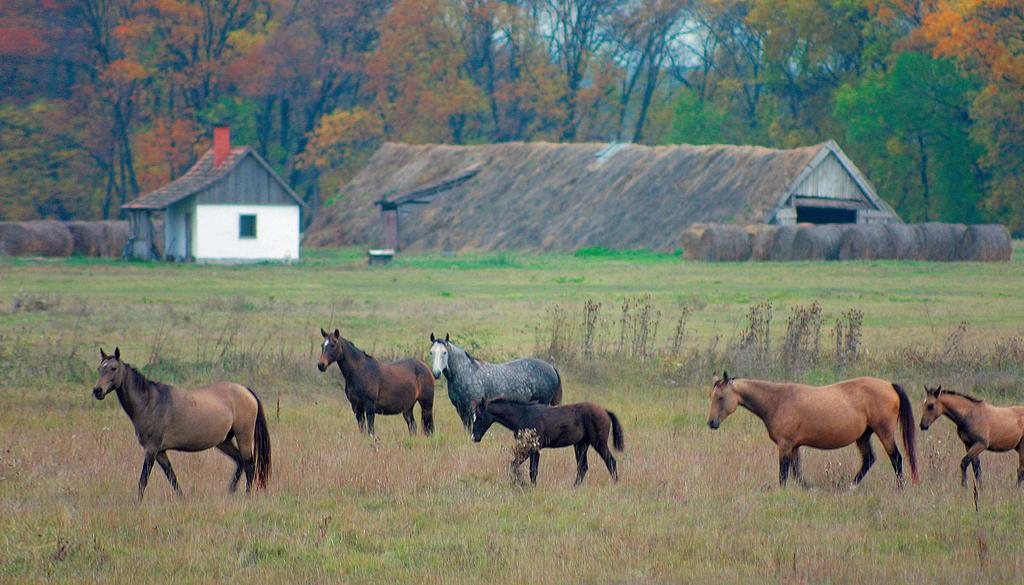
xmin=471 ymin=398 xmax=624 ymax=486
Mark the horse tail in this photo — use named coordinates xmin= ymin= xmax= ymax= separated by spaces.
xmin=549 ymin=366 xmax=563 ymax=406
xmin=607 ymin=410 xmax=624 ymax=451
xmin=893 ymin=382 xmax=918 ymax=484
xmin=247 ymin=387 xmax=272 ymax=490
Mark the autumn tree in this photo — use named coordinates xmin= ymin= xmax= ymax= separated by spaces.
xmin=835 ymin=52 xmax=982 ymax=222
xmin=921 ymin=0 xmax=1024 ymax=232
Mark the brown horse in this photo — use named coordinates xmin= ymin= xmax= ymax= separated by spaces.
xmin=92 ymin=348 xmax=271 ymax=500
xmin=471 ymin=398 xmax=624 ymax=486
xmin=318 ymin=328 xmax=434 ymax=437
xmin=707 ymin=372 xmax=918 ymax=487
xmin=920 ymin=385 xmax=1024 ymax=487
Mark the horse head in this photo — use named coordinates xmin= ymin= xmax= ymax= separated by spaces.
xmin=428 ymin=332 xmax=450 ymax=379
xmin=318 ymin=328 xmax=343 ymax=372
xmin=470 ymin=397 xmax=494 ymax=442
xmin=707 ymin=371 xmax=740 ymax=429
xmin=919 ymin=385 xmax=944 ymax=430
xmin=93 ymin=347 xmax=123 ymax=400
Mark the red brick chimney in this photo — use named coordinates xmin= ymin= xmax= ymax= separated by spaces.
xmin=213 ymin=126 xmax=230 ymax=166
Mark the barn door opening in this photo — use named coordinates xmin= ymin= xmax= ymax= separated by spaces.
xmin=795 ymin=206 xmax=857 ymax=224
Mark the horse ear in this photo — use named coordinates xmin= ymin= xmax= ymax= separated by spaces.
xmin=430 ymin=332 xmax=436 ymax=342
xmin=321 ymin=328 xmax=328 ymax=338
xmin=113 ymin=347 xmax=120 ymax=360
xmin=333 ymin=329 xmax=340 ymax=339
xmin=100 ymin=347 xmax=107 ymax=360
xmin=445 ymin=332 xmax=450 ymax=342
xmin=937 ymin=385 xmax=943 ymax=394
xmin=722 ymin=370 xmax=729 ymax=382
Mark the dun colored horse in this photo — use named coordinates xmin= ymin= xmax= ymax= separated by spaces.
xmin=707 ymin=372 xmax=918 ymax=487
xmin=92 ymin=348 xmax=271 ymax=500
xmin=471 ymin=398 xmax=624 ymax=486
xmin=920 ymin=385 xmax=1024 ymax=487
xmin=318 ymin=328 xmax=434 ymax=437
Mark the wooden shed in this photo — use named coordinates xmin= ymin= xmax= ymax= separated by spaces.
xmin=122 ymin=127 xmax=306 ymax=262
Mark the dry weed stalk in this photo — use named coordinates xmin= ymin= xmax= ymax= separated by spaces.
xmin=509 ymin=429 xmax=540 ymax=485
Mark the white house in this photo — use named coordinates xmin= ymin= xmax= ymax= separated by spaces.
xmin=122 ymin=127 xmax=305 ymax=262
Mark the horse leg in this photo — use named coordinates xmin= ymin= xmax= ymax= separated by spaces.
xmin=138 ymin=453 xmax=156 ymax=501
xmin=852 ymin=430 xmax=876 ymax=485
xmin=529 ymin=451 xmax=541 ymax=486
xmin=403 ymin=408 xmax=417 ymax=436
xmin=574 ymin=443 xmax=589 ymax=487
xmin=778 ymin=447 xmax=793 ymax=487
xmin=790 ymin=448 xmax=811 ymax=489
xmin=1017 ymin=444 xmax=1024 ymax=486
xmin=419 ymin=398 xmax=434 ymax=436
xmin=216 ymin=441 xmax=244 ymax=492
xmin=155 ymin=451 xmax=182 ymax=497
xmin=594 ymin=441 xmax=618 ymax=482
xmin=459 ymin=401 xmax=473 ymax=433
xmin=353 ymin=403 xmax=366 ymax=434
xmin=242 ymin=458 xmax=256 ymax=493
xmin=958 ymin=444 xmax=983 ymax=489
xmin=364 ymin=402 xmax=376 ymax=437
xmin=509 ymin=452 xmax=528 ymax=485
xmin=876 ymin=428 xmax=905 ymax=487
xmin=961 ymin=442 xmax=986 ymax=489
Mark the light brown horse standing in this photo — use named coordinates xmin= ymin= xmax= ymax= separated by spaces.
xmin=920 ymin=385 xmax=1024 ymax=487
xmin=318 ymin=328 xmax=434 ymax=437
xmin=707 ymin=372 xmax=918 ymax=487
xmin=92 ymin=348 xmax=271 ymax=500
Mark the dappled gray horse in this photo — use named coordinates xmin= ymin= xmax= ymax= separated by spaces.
xmin=428 ymin=333 xmax=562 ymax=431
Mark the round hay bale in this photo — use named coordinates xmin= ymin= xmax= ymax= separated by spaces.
xmin=0 ymin=221 xmax=73 ymax=256
xmin=958 ymin=224 xmax=1012 ymax=262
xmin=66 ymin=221 xmax=106 ymax=256
xmin=698 ymin=225 xmax=752 ymax=262
xmin=745 ymin=224 xmax=778 ymax=261
xmin=103 ymin=221 xmax=130 ymax=257
xmin=883 ymin=223 xmax=920 ymax=260
xmin=0 ymin=222 xmax=31 ymax=256
xmin=679 ymin=224 xmax=709 ymax=260
xmin=764 ymin=225 xmax=800 ymax=261
xmin=838 ymin=224 xmax=891 ymax=260
xmin=915 ymin=223 xmax=966 ymax=261
xmin=791 ymin=225 xmax=844 ymax=261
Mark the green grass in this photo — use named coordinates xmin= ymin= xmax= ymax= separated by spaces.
xmin=1 ymin=248 xmax=1023 ymax=584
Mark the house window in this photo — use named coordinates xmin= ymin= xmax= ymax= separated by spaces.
xmin=239 ymin=214 xmax=257 ymax=239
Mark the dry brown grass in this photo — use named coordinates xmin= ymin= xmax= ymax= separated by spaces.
xmin=2 ymin=249 xmax=1024 ymax=583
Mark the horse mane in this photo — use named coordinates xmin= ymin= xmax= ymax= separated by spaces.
xmin=939 ymin=388 xmax=982 ymax=403
xmin=448 ymin=341 xmax=484 ymax=368
xmin=463 ymin=349 xmax=484 ymax=367
xmin=122 ymin=362 xmax=172 ymax=394
xmin=343 ymin=339 xmax=375 ymax=361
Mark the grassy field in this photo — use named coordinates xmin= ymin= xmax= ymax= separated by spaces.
xmin=2 ymin=248 xmax=1023 ymax=584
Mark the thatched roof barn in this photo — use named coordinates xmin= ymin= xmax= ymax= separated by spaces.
xmin=305 ymin=140 xmax=900 ymax=252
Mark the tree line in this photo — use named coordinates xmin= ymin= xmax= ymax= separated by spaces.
xmin=1 ymin=0 xmax=1021 ymax=233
